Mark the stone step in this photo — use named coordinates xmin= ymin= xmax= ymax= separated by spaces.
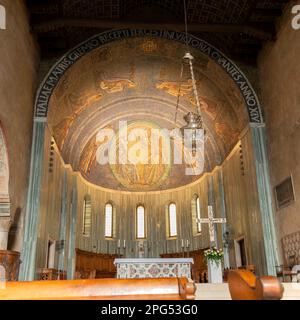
xmin=195 ymin=283 xmax=300 ymax=300
xmin=196 ymin=284 xmax=231 ymax=300
xmin=282 ymin=283 xmax=300 ymax=299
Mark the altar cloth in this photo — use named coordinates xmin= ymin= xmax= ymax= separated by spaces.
xmin=114 ymin=258 xmax=194 ymax=279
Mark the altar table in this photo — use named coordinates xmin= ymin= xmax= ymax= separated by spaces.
xmin=114 ymin=258 xmax=194 ymax=279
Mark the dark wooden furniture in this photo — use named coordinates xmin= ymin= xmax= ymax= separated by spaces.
xmin=275 ymin=265 xmax=298 ymax=282
xmin=75 ymin=249 xmax=119 ymax=279
xmin=161 ymin=249 xmax=208 ymax=283
xmin=38 ymin=268 xmax=67 ymax=280
xmin=275 ymin=253 xmax=300 ymax=282
xmin=0 ymin=277 xmax=196 ymax=300
xmin=228 ymin=269 xmax=284 ymax=300
xmin=0 ymin=250 xmax=21 ymax=281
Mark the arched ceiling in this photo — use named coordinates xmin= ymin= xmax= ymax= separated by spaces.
xmin=48 ymin=37 xmax=248 ymax=191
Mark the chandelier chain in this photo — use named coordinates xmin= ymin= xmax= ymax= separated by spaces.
xmin=183 ymin=0 xmax=189 ymax=49
xmin=175 ymin=64 xmax=184 ymax=124
xmin=189 ymin=58 xmax=202 ymax=123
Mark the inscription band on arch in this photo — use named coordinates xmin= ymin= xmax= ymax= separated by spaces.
xmin=35 ymin=28 xmax=263 ymax=124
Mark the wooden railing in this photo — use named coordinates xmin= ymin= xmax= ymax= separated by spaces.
xmin=38 ymin=268 xmax=67 ymax=280
xmin=228 ymin=269 xmax=284 ymax=300
xmin=0 ymin=277 xmax=196 ymax=300
xmin=75 ymin=249 xmax=119 ymax=279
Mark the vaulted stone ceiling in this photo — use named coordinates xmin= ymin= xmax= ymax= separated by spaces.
xmin=48 ymin=37 xmax=248 ymax=191
xmin=27 ymin=0 xmax=289 ymax=64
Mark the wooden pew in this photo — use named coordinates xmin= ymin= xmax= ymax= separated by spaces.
xmin=228 ymin=269 xmax=284 ymax=300
xmin=0 ymin=277 xmax=196 ymax=300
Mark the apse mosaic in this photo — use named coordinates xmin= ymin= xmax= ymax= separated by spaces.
xmin=110 ymin=121 xmax=171 ymax=190
xmin=48 ymin=37 xmax=247 ymax=191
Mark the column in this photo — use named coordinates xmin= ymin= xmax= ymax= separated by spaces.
xmin=0 ymin=217 xmax=11 ymax=250
xmin=19 ymin=120 xmax=45 ymax=281
xmin=67 ymin=178 xmax=77 ymax=280
xmin=217 ymin=170 xmax=230 ymax=269
xmin=251 ymin=124 xmax=280 ymax=276
xmin=207 ymin=175 xmax=218 ymax=247
xmin=57 ymin=171 xmax=68 ymax=271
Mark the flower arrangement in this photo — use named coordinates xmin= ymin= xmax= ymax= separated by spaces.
xmin=204 ymin=247 xmax=224 ymax=265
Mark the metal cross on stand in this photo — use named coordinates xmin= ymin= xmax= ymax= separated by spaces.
xmin=196 ymin=206 xmax=227 ymax=247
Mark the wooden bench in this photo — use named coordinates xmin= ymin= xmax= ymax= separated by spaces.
xmin=0 ymin=277 xmax=196 ymax=300
xmin=228 ymin=269 xmax=284 ymax=300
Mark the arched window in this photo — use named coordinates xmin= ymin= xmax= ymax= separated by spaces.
xmin=168 ymin=203 xmax=177 ymax=237
xmin=191 ymin=194 xmax=201 ymax=235
xmin=82 ymin=195 xmax=92 ymax=236
xmin=105 ymin=203 xmax=113 ymax=238
xmin=136 ymin=205 xmax=146 ymax=239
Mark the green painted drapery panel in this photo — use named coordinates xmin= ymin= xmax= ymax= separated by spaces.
xmin=251 ymin=125 xmax=280 ymax=275
xmin=19 ymin=121 xmax=45 ymax=281
xmin=57 ymin=171 xmax=68 ymax=271
xmin=67 ymin=179 xmax=77 ymax=280
xmin=218 ymin=170 xmax=230 ymax=269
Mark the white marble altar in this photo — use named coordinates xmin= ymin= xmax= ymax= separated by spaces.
xmin=114 ymin=258 xmax=194 ymax=279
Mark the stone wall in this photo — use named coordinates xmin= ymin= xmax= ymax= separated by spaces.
xmin=258 ymin=2 xmax=300 ymax=249
xmin=0 ymin=0 xmax=39 ymax=251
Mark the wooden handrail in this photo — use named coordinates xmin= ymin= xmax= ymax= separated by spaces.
xmin=228 ymin=269 xmax=284 ymax=300
xmin=0 ymin=277 xmax=196 ymax=300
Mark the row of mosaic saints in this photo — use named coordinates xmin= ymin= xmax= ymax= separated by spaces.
xmin=53 ymin=63 xmax=239 ymax=188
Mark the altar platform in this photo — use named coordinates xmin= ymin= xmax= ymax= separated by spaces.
xmin=114 ymin=258 xmax=194 ymax=279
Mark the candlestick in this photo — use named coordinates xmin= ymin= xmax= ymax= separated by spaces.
xmin=123 ymin=240 xmax=126 ymax=248
xmin=117 ymin=239 xmax=121 ymax=248
xmin=186 ymin=240 xmax=189 ymax=248
xmin=181 ymin=239 xmax=184 ymax=248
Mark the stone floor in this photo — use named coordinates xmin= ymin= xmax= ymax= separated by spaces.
xmin=195 ymin=283 xmax=300 ymax=300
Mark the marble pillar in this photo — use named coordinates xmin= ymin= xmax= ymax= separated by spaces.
xmin=0 ymin=217 xmax=11 ymax=250
xmin=57 ymin=171 xmax=68 ymax=271
xmin=217 ymin=171 xmax=230 ymax=269
xmin=67 ymin=179 xmax=78 ymax=280
xmin=207 ymin=175 xmax=218 ymax=247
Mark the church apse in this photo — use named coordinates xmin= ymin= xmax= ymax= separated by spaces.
xmin=29 ymin=35 xmax=275 ymax=277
